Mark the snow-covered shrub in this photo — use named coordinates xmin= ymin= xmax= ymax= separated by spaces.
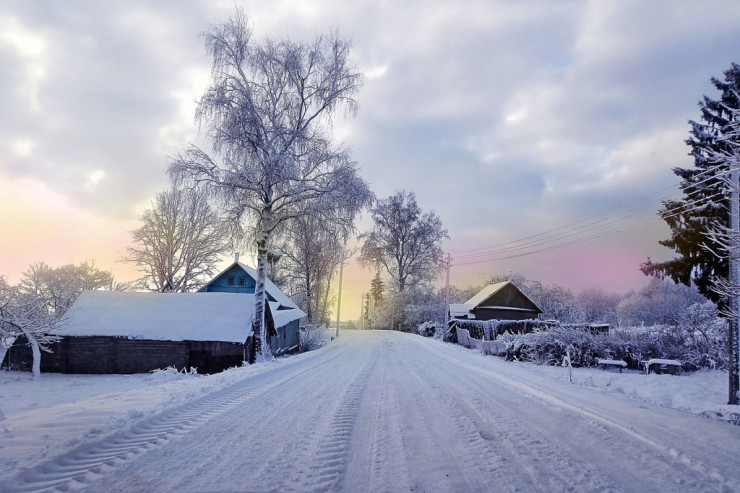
xmin=146 ymin=366 xmax=199 ymax=383
xmin=299 ymin=324 xmax=327 ymax=352
xmin=417 ymin=321 xmax=436 ymax=337
xmin=675 ymin=302 xmax=727 ymax=370
xmin=616 ymin=278 xmax=707 ymax=327
xmin=501 ymin=327 xmax=602 ymax=367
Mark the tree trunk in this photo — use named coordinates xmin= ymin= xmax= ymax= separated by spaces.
xmin=22 ymin=329 xmax=42 ymax=381
xmin=305 ymin=273 xmax=312 ymax=323
xmin=254 ymin=209 xmax=272 ymax=362
xmin=323 ymin=277 xmax=332 ymax=327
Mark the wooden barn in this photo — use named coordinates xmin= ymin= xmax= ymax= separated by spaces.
xmin=39 ymin=291 xmax=255 ymax=374
xmin=449 ymin=281 xmax=542 ymax=321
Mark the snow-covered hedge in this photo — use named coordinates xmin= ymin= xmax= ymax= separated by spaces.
xmin=454 ymin=319 xmax=606 ymax=341
xmin=497 ymin=322 xmax=728 ymax=371
xmin=454 ymin=319 xmax=551 ymax=340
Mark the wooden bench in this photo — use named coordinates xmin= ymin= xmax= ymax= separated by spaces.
xmin=643 ymin=359 xmax=682 ymax=375
xmin=596 ymin=358 xmax=628 ymax=373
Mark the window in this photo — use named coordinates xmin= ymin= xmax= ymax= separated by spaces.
xmin=228 ymin=277 xmax=235 ymax=286
xmin=238 ymin=277 xmax=246 ymax=286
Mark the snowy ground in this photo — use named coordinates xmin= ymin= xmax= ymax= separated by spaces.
xmin=1 ymin=329 xmax=740 ymax=491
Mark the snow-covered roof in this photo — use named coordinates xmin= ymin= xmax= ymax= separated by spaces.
xmin=269 ymin=301 xmax=306 ymax=328
xmin=56 ymin=291 xmax=255 ymax=343
xmin=449 ymin=303 xmax=474 ymax=318
xmin=465 ymin=282 xmax=510 ymax=307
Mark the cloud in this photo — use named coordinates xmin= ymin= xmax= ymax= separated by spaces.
xmin=0 ymin=15 xmax=47 ymax=111
xmin=0 ymin=1 xmax=219 ymax=218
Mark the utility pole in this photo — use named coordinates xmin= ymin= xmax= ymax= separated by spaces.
xmin=441 ymin=253 xmax=452 ymax=339
xmin=390 ymin=292 xmax=395 ymax=331
xmin=360 ymin=292 xmax=365 ymax=330
xmin=729 ymin=158 xmax=740 ymax=405
xmin=335 ymin=253 xmax=345 ymax=338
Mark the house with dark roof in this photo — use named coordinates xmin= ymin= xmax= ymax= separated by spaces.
xmin=449 ymin=281 xmax=542 ymax=321
xmin=5 ymin=262 xmax=306 ymax=374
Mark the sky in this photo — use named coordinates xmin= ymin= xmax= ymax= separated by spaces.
xmin=1 ymin=0 xmax=740 ymax=319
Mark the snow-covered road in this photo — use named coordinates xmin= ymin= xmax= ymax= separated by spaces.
xmin=4 ymin=329 xmax=740 ymax=492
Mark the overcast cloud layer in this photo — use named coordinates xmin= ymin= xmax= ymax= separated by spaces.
xmin=2 ymin=0 xmax=740 ymax=313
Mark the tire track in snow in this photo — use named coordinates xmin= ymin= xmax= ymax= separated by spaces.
xmin=0 ymin=350 xmax=344 ymax=493
xmin=302 ymin=346 xmax=378 ymax=493
xmin=396 ymin=352 xmax=517 ymax=491
xmin=349 ymin=344 xmax=415 ymax=493
xmin=463 ymin=391 xmax=619 ymax=491
xmin=420 ymin=338 xmax=738 ymax=491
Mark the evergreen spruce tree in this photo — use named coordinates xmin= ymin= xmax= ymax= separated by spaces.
xmin=370 ymin=271 xmax=385 ymax=308
xmin=362 ymin=293 xmax=371 ymax=328
xmin=642 ymin=63 xmax=740 ymax=305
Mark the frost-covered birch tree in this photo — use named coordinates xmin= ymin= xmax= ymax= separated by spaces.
xmin=359 ymin=190 xmax=448 ymax=293
xmin=169 ymin=9 xmax=372 ymax=360
xmin=124 ymin=186 xmax=231 ymax=292
xmin=0 ymin=277 xmax=58 ymax=380
xmin=20 ymin=261 xmax=115 ymax=317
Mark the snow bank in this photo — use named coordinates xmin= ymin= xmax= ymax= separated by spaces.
xmin=494 ymin=358 xmax=740 ymax=424
xmin=0 ymin=340 xmax=333 ymax=480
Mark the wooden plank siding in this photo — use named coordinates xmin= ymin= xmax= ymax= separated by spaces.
xmin=471 ymin=307 xmax=540 ymax=321
xmin=270 ymin=319 xmax=300 ymax=355
xmin=38 ymin=337 xmax=246 ymax=374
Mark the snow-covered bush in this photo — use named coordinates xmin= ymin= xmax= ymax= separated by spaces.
xmin=396 ymin=285 xmax=444 ymax=332
xmin=299 ymin=324 xmax=327 ymax=352
xmin=417 ymin=321 xmax=436 ymax=337
xmin=501 ymin=327 xmax=602 ymax=367
xmin=616 ymin=278 xmax=706 ymax=327
xmin=496 ymin=308 xmax=727 ymax=371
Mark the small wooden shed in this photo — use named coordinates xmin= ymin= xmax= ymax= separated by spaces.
xmin=40 ymin=292 xmax=256 ymax=374
xmin=449 ymin=281 xmax=542 ymax=321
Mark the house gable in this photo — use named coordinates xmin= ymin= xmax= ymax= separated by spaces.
xmin=199 ymin=264 xmax=270 ymax=297
xmin=200 ymin=262 xmax=302 ymax=307
xmin=476 ymin=283 xmax=541 ymax=313
xmin=452 ymin=281 xmax=543 ymax=321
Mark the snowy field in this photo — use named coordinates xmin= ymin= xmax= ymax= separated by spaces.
xmin=1 ymin=329 xmax=740 ymax=491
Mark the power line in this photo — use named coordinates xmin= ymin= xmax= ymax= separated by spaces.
xmin=454 ymin=230 xmax=624 ymax=266
xmin=452 ymin=165 xmax=727 ymax=256
xmin=450 ymin=167 xmax=731 ymax=266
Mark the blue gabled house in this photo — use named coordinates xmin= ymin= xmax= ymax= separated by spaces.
xmin=199 ymin=261 xmax=305 ymax=357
